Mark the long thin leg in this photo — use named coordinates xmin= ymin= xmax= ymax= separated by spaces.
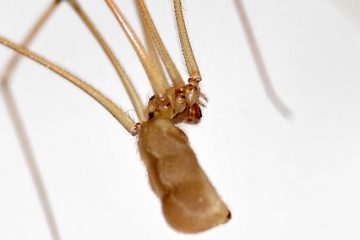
xmin=67 ymin=0 xmax=146 ymax=122
xmin=105 ymin=0 xmax=169 ymax=96
xmin=1 ymin=86 xmax=62 ymax=240
xmin=136 ymin=0 xmax=185 ymax=87
xmin=136 ymin=1 xmax=167 ymax=86
xmin=173 ymin=0 xmax=201 ymax=83
xmin=1 ymin=2 xmax=63 ymax=240
xmin=233 ymin=0 xmax=292 ymax=117
xmin=0 ymin=0 xmax=61 ymax=86
xmin=0 ymin=36 xmax=138 ymax=135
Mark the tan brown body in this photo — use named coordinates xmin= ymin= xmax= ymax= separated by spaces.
xmin=138 ymin=118 xmax=230 ymax=233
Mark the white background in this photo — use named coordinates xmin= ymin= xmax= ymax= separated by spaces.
xmin=1 ymin=0 xmax=360 ymax=239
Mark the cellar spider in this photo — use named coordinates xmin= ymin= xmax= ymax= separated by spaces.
xmin=0 ymin=0 xmax=290 ymax=239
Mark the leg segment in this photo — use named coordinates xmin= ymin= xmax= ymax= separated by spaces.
xmin=0 ymin=36 xmax=138 ymax=135
xmin=67 ymin=0 xmax=146 ymax=122
xmin=0 ymin=0 xmax=61 ymax=86
xmin=105 ymin=0 xmax=170 ymax=96
xmin=233 ymin=0 xmax=292 ymax=117
xmin=136 ymin=1 xmax=168 ymax=87
xmin=173 ymin=0 xmax=202 ymax=84
xmin=0 ymin=2 xmax=63 ymax=239
xmin=1 ymin=85 xmax=63 ymax=240
xmin=136 ymin=0 xmax=185 ymax=88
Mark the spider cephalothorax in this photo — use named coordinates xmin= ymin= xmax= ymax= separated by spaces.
xmin=147 ymin=83 xmax=203 ymax=124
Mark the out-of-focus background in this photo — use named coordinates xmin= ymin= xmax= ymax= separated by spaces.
xmin=0 ymin=0 xmax=360 ymax=239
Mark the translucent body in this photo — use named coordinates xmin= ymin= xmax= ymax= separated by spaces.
xmin=138 ymin=118 xmax=231 ymax=233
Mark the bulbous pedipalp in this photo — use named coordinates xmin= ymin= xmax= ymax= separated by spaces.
xmin=138 ymin=118 xmax=230 ymax=233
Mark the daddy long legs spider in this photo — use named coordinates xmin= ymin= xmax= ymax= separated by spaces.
xmin=0 ymin=0 xmax=238 ymax=238
xmin=7 ymin=1 xmax=360 ymax=240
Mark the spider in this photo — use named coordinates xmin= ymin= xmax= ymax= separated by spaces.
xmin=0 ymin=0 xmax=290 ymax=238
xmin=0 ymin=0 xmax=233 ymax=237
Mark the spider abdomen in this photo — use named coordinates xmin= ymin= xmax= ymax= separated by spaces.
xmin=138 ymin=118 xmax=230 ymax=233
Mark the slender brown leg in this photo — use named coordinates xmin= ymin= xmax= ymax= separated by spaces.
xmin=233 ymin=0 xmax=292 ymax=117
xmin=105 ymin=0 xmax=170 ymax=96
xmin=136 ymin=1 xmax=168 ymax=87
xmin=1 ymin=86 xmax=63 ymax=240
xmin=0 ymin=2 xmax=63 ymax=240
xmin=67 ymin=0 xmax=146 ymax=122
xmin=173 ymin=0 xmax=201 ymax=84
xmin=0 ymin=36 xmax=138 ymax=135
xmin=136 ymin=0 xmax=185 ymax=87
xmin=0 ymin=1 xmax=60 ymax=86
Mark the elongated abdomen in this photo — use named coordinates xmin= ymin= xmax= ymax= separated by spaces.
xmin=138 ymin=118 xmax=230 ymax=233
